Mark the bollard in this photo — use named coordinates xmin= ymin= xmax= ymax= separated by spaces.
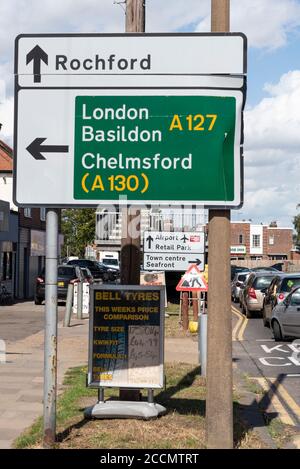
xmin=192 ymin=291 xmax=198 ymax=321
xmin=77 ymin=281 xmax=83 ymax=320
xmin=63 ymin=283 xmax=74 ymax=327
xmin=182 ymin=292 xmax=189 ymax=331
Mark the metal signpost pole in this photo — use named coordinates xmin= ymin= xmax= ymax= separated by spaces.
xmin=206 ymin=0 xmax=233 ymax=449
xmin=43 ymin=208 xmax=59 ymax=448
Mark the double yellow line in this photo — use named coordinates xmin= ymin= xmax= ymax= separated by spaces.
xmin=232 ymin=305 xmax=248 ymax=341
xmin=252 ymin=376 xmax=300 ymax=427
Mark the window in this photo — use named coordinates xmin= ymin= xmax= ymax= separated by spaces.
xmin=269 ymin=235 xmax=274 ymax=245
xmin=239 ymin=234 xmax=243 ymax=244
xmin=290 ymin=290 xmax=300 ymax=307
xmin=252 ymin=234 xmax=261 ymax=248
xmin=0 ymin=252 xmax=13 ymax=281
xmin=40 ymin=207 xmax=46 ymax=221
xmin=24 ymin=208 xmax=32 ymax=218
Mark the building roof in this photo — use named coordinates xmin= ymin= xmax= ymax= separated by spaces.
xmin=0 ymin=140 xmax=13 ymax=172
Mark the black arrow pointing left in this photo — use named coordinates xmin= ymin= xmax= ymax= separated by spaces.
xmin=26 ymin=138 xmax=69 ymax=160
xmin=26 ymin=45 xmax=48 ymax=83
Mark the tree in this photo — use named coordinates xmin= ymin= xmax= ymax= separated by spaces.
xmin=61 ymin=208 xmax=96 ymax=258
xmin=293 ymin=204 xmax=300 ymax=245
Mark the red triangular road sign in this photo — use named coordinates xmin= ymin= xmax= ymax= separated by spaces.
xmin=176 ymin=264 xmax=208 ymax=292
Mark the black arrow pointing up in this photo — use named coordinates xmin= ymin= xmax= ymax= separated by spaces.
xmin=146 ymin=235 xmax=154 ymax=250
xmin=26 ymin=138 xmax=69 ymax=160
xmin=188 ymin=258 xmax=202 ymax=266
xmin=26 ymin=45 xmax=48 ymax=83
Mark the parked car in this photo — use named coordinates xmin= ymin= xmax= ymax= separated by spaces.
xmin=231 ymin=265 xmax=250 ymax=282
xmin=250 ymin=266 xmax=280 ymax=272
xmin=240 ymin=272 xmax=282 ymax=318
xmin=35 ymin=265 xmax=84 ymax=305
xmin=271 ymin=286 xmax=300 ymax=340
xmin=67 ymin=259 xmax=119 ymax=282
xmin=231 ymin=271 xmax=250 ymax=303
xmin=263 ymin=273 xmax=300 ymax=327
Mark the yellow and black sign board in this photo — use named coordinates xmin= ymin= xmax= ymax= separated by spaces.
xmin=87 ymin=285 xmax=165 ymax=389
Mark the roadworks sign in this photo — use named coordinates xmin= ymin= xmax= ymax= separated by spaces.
xmin=176 ymin=264 xmax=208 ymax=292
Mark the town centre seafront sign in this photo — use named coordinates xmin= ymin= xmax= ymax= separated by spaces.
xmin=13 ymin=33 xmax=247 ymax=208
xmin=88 ymin=285 xmax=165 ymax=389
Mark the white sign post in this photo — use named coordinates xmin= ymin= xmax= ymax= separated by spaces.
xmin=143 ymin=231 xmax=205 ymax=271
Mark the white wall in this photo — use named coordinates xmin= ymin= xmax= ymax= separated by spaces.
xmin=250 ymin=224 xmax=263 ymax=255
xmin=0 ymin=175 xmax=17 ymax=211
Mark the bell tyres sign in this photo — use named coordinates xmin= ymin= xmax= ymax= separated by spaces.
xmin=74 ymin=92 xmax=242 ymax=206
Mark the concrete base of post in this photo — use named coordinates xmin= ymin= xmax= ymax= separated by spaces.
xmin=84 ymin=400 xmax=166 ymax=420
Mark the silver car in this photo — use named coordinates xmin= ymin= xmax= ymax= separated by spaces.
xmin=231 ymin=271 xmax=251 ymax=303
xmin=271 ymin=286 xmax=300 ymax=341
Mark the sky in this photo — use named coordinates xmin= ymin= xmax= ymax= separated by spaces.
xmin=0 ymin=0 xmax=300 ymax=228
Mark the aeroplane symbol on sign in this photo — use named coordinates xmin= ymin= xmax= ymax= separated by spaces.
xmin=176 ymin=264 xmax=208 ymax=292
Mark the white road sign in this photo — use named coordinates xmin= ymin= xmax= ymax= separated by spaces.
xmin=14 ymin=33 xmax=246 ymax=208
xmin=143 ymin=252 xmax=205 ymax=272
xmin=16 ymin=34 xmax=246 ymax=87
xmin=144 ymin=231 xmax=205 ymax=253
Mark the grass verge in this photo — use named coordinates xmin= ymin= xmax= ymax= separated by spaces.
xmin=14 ymin=363 xmax=273 ymax=449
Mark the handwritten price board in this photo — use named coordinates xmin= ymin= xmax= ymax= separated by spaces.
xmin=87 ymin=285 xmax=165 ymax=389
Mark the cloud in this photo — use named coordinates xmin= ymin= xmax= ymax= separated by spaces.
xmin=242 ymin=70 xmax=300 ymax=226
xmin=0 ymin=96 xmax=14 ymax=146
xmin=197 ymin=0 xmax=300 ymax=50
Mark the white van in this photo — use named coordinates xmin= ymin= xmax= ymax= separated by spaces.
xmin=99 ymin=251 xmax=120 ymax=270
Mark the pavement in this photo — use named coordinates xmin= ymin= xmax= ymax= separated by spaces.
xmin=0 ymin=301 xmax=199 ymax=449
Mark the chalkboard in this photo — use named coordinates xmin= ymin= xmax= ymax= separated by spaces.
xmin=88 ymin=285 xmax=164 ymax=389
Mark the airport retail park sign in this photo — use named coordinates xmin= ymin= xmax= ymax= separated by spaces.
xmin=143 ymin=231 xmax=205 ymax=271
xmin=14 ymin=33 xmax=246 ymax=207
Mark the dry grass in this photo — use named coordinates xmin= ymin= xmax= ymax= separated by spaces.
xmin=15 ymin=362 xmax=276 ymax=450
xmin=165 ymin=306 xmax=198 ymax=338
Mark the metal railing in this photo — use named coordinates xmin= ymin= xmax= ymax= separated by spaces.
xmin=95 ymin=209 xmax=206 ymax=244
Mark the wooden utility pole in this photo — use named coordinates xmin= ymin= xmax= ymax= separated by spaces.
xmin=126 ymin=0 xmax=145 ymax=32
xmin=119 ymin=0 xmax=145 ymax=400
xmin=206 ymin=0 xmax=233 ymax=449
xmin=121 ymin=0 xmax=145 ymax=285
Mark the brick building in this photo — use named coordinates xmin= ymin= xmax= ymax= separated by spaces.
xmin=229 ymin=221 xmax=293 ymax=261
xmin=0 ymin=138 xmax=63 ymax=299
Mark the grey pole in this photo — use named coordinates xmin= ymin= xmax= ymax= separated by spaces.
xmin=77 ymin=281 xmax=83 ymax=320
xmin=63 ymin=283 xmax=74 ymax=327
xmin=43 ymin=208 xmax=59 ymax=448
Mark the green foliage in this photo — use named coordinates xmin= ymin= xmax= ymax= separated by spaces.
xmin=61 ymin=208 xmax=95 ymax=258
xmin=293 ymin=208 xmax=300 ymax=245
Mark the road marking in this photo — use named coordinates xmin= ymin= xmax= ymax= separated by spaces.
xmin=269 ymin=377 xmax=300 ymax=425
xmin=256 ymin=339 xmax=274 ymax=342
xmin=237 ymin=314 xmax=248 ymax=342
xmin=286 ymin=374 xmax=300 ymax=377
xmin=231 ymin=305 xmax=248 ymax=341
xmin=232 ymin=308 xmax=243 ymax=341
xmin=253 ymin=377 xmax=295 ymax=426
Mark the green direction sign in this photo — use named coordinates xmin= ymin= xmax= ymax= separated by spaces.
xmin=74 ymin=94 xmax=241 ymax=205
